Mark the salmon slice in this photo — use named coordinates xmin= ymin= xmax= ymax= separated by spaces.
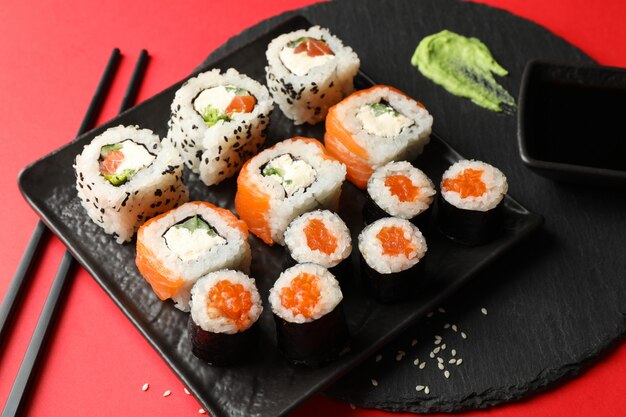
xmin=208 ymin=280 xmax=253 ymax=330
xmin=385 ymin=174 xmax=420 ymax=202
xmin=226 ymin=95 xmax=256 ymax=114
xmin=376 ymin=226 xmax=417 ymax=258
xmin=324 ymin=131 xmax=373 ymax=189
xmin=442 ymin=168 xmax=486 ymax=198
xmin=279 ymin=272 xmax=321 ymax=319
xmin=304 ymin=219 xmax=337 ymax=255
xmin=294 ymin=38 xmax=334 ymax=57
xmin=99 ymin=149 xmax=124 ymax=175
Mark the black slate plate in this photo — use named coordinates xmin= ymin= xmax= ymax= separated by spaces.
xmin=18 ymin=15 xmax=541 ymax=417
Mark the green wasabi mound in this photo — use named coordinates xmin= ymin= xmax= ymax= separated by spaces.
xmin=411 ymin=30 xmax=515 ymax=112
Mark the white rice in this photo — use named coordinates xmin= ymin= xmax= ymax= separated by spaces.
xmin=238 ymin=137 xmax=346 ymax=245
xmin=266 ymin=26 xmax=360 ymax=125
xmin=330 ymin=86 xmax=433 ymax=167
xmin=367 ymin=161 xmax=436 ymax=219
xmin=189 ymin=270 xmax=262 ymax=334
xmin=269 ymin=263 xmax=343 ymax=324
xmin=441 ymin=160 xmax=508 ymax=211
xmin=74 ymin=125 xmax=189 ymax=243
xmin=136 ymin=202 xmax=251 ymax=311
xmin=358 ymin=217 xmax=427 ymax=274
xmin=167 ymin=68 xmax=273 ymax=184
xmin=283 ymin=210 xmax=352 ymax=268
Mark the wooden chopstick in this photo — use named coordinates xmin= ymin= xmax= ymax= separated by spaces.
xmin=0 ymin=48 xmax=121 ymax=349
xmin=1 ymin=48 xmax=150 ymax=417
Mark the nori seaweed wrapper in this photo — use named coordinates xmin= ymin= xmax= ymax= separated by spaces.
xmin=437 ymin=193 xmax=504 ymax=246
xmin=188 ymin=318 xmax=260 ymax=366
xmin=361 ymin=256 xmax=425 ymax=304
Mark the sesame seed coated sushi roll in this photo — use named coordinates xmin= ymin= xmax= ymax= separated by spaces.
xmin=438 ymin=160 xmax=508 ymax=245
xmin=269 ymin=263 xmax=349 ymax=365
xmin=74 ymin=125 xmax=188 ymax=243
xmin=188 ymin=270 xmax=262 ymax=366
xmin=135 ymin=201 xmax=251 ymax=311
xmin=167 ymin=68 xmax=273 ymax=185
xmin=324 ymin=85 xmax=433 ymax=189
xmin=358 ymin=217 xmax=428 ymax=303
xmin=266 ymin=26 xmax=360 ymax=125
xmin=365 ymin=161 xmax=436 ymax=229
xmin=234 ymin=137 xmax=346 ymax=245
xmin=283 ymin=210 xmax=352 ymax=278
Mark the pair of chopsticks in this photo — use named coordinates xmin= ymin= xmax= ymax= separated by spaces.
xmin=0 ymin=48 xmax=149 ymax=417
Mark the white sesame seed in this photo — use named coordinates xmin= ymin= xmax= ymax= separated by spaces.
xmin=438 ymin=363 xmax=445 ymax=370
xmin=444 ymin=370 xmax=450 ymax=379
xmin=451 ymin=349 xmax=457 ymax=357
xmin=461 ymin=332 xmax=468 ymax=339
xmin=438 ymin=307 xmax=446 ymax=313
xmin=199 ymin=409 xmax=206 ymax=414
xmin=163 ymin=390 xmax=171 ymax=397
xmin=427 ymin=311 xmax=434 ymax=318
xmin=398 ymin=350 xmax=405 ymax=356
xmin=184 ymin=388 xmax=190 ymax=395
xmin=350 ymin=404 xmax=356 ymax=410
xmin=413 ymin=358 xmax=420 ymax=365
xmin=457 ymin=359 xmax=463 ymax=365
xmin=435 ymin=335 xmax=442 ymax=341
xmin=434 ymin=346 xmax=441 ymax=354
xmin=142 ymin=383 xmax=149 ymax=391
xmin=376 ymin=354 xmax=382 ymax=362
xmin=419 ymin=362 xmax=426 ymax=369
xmin=415 ymin=385 xmax=425 ymax=392
xmin=437 ymin=357 xmax=444 ymax=363
xmin=481 ymin=308 xmax=488 ymax=315
xmin=434 ymin=339 xmax=442 ymax=345
xmin=443 ymin=323 xmax=450 ymax=329
xmin=411 ymin=339 xmax=417 ymax=346
xmin=429 ymin=352 xmax=435 ymax=358
xmin=441 ymin=344 xmax=447 ymax=350
xmin=371 ymin=379 xmax=378 ymax=387
xmin=449 ymin=358 xmax=456 ymax=364
xmin=396 ymin=354 xmax=403 ymax=361
xmin=452 ymin=324 xmax=458 ymax=332
xmin=424 ymin=386 xmax=430 ymax=394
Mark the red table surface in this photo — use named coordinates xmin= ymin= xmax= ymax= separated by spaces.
xmin=1 ymin=0 xmax=625 ymax=415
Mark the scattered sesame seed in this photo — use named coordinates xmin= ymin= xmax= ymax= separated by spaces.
xmin=427 ymin=311 xmax=434 ymax=318
xmin=398 ymin=350 xmax=405 ymax=356
xmin=415 ymin=385 xmax=425 ymax=392
xmin=444 ymin=323 xmax=450 ymax=329
xmin=199 ymin=409 xmax=206 ymax=414
xmin=163 ymin=390 xmax=171 ymax=397
xmin=435 ymin=339 xmax=442 ymax=345
xmin=438 ymin=307 xmax=446 ymax=313
xmin=376 ymin=354 xmax=382 ymax=362
xmin=457 ymin=359 xmax=463 ymax=365
xmin=396 ymin=354 xmax=403 ymax=361
xmin=142 ymin=383 xmax=149 ymax=391
xmin=411 ymin=339 xmax=418 ymax=346
xmin=424 ymin=386 xmax=430 ymax=394
xmin=413 ymin=358 xmax=420 ymax=366
xmin=438 ymin=363 xmax=445 ymax=370
xmin=451 ymin=349 xmax=457 ymax=357
xmin=452 ymin=324 xmax=458 ymax=332
xmin=419 ymin=362 xmax=426 ymax=369
xmin=429 ymin=352 xmax=435 ymax=358
xmin=434 ymin=346 xmax=441 ymax=354
xmin=184 ymin=388 xmax=190 ymax=395
xmin=461 ymin=332 xmax=468 ymax=339
xmin=449 ymin=358 xmax=457 ymax=364
xmin=441 ymin=344 xmax=447 ymax=350
xmin=371 ymin=379 xmax=379 ymax=387
xmin=435 ymin=335 xmax=442 ymax=341
xmin=437 ymin=357 xmax=444 ymax=364
xmin=444 ymin=370 xmax=450 ymax=379
xmin=350 ymin=404 xmax=356 ymax=410
xmin=481 ymin=308 xmax=488 ymax=315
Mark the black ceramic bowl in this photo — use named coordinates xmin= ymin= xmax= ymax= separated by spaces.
xmin=518 ymin=59 xmax=626 ymax=186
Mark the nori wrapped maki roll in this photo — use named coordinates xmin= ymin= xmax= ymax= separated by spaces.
xmin=188 ymin=270 xmax=262 ymax=366
xmin=358 ymin=217 xmax=428 ymax=303
xmin=364 ymin=161 xmax=436 ymax=230
xmin=269 ymin=263 xmax=349 ymax=366
xmin=438 ymin=160 xmax=508 ymax=245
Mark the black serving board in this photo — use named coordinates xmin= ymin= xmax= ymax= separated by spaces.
xmin=19 ymin=14 xmax=542 ymax=417
xmin=195 ymin=0 xmax=626 ymax=414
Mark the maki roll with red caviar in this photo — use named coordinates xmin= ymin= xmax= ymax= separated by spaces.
xmin=358 ymin=217 xmax=428 ymax=303
xmin=188 ymin=270 xmax=262 ymax=365
xmin=283 ymin=210 xmax=352 ymax=279
xmin=167 ymin=68 xmax=273 ymax=186
xmin=438 ymin=160 xmax=508 ymax=245
xmin=269 ymin=263 xmax=349 ymax=366
xmin=324 ymin=85 xmax=433 ymax=189
xmin=365 ymin=161 xmax=436 ymax=230
xmin=74 ymin=125 xmax=188 ymax=243
xmin=265 ymin=26 xmax=360 ymax=125
xmin=135 ymin=201 xmax=251 ymax=311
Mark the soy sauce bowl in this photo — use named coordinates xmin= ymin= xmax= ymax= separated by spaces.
xmin=518 ymin=59 xmax=626 ymax=186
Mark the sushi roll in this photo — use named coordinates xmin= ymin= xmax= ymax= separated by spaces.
xmin=283 ymin=210 xmax=352 ymax=279
xmin=74 ymin=125 xmax=188 ymax=243
xmin=135 ymin=201 xmax=251 ymax=311
xmin=188 ymin=270 xmax=262 ymax=365
xmin=234 ymin=137 xmax=346 ymax=245
xmin=269 ymin=263 xmax=349 ymax=365
xmin=265 ymin=25 xmax=360 ymax=125
xmin=364 ymin=161 xmax=436 ymax=230
xmin=358 ymin=217 xmax=428 ymax=303
xmin=167 ymin=68 xmax=273 ymax=185
xmin=438 ymin=160 xmax=508 ymax=245
xmin=324 ymin=85 xmax=433 ymax=189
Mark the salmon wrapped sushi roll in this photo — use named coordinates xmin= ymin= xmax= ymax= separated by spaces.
xmin=167 ymin=68 xmax=273 ymax=185
xmin=135 ymin=201 xmax=251 ymax=311
xmin=74 ymin=125 xmax=188 ymax=243
xmin=269 ymin=263 xmax=349 ymax=366
xmin=188 ymin=270 xmax=262 ymax=365
xmin=266 ymin=26 xmax=360 ymax=125
xmin=324 ymin=85 xmax=433 ymax=189
xmin=438 ymin=160 xmax=508 ymax=245
xmin=234 ymin=137 xmax=346 ymax=245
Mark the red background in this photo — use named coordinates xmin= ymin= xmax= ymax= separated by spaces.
xmin=1 ymin=0 xmax=625 ymax=416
